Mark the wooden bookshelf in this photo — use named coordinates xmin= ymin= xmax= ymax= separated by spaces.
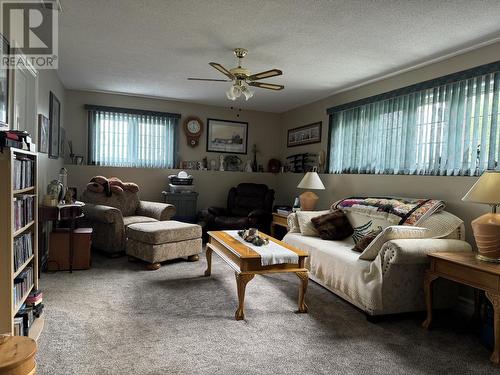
xmin=0 ymin=147 xmax=41 ymax=339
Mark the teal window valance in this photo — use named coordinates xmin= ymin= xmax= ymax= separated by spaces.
xmin=86 ymin=105 xmax=179 ymax=168
xmin=327 ymin=63 xmax=500 ymax=176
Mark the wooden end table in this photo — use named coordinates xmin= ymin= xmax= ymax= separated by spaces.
xmin=206 ymin=231 xmax=308 ymax=320
xmin=423 ymin=251 xmax=500 ymax=365
xmin=270 ymin=213 xmax=289 ymax=237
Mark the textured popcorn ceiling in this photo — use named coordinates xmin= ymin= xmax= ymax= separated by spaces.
xmin=58 ymin=0 xmax=500 ymax=113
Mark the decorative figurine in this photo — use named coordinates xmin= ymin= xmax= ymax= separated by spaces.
xmin=244 ymin=160 xmax=253 ymax=172
xmin=219 ymin=154 xmax=225 ymax=171
xmin=238 ymin=228 xmax=269 ymax=246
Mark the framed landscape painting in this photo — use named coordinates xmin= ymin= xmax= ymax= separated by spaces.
xmin=49 ymin=91 xmax=61 ymax=159
xmin=287 ymin=121 xmax=322 ymax=147
xmin=206 ymin=118 xmax=248 ymax=154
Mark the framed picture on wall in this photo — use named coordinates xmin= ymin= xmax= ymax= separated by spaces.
xmin=287 ymin=121 xmax=322 ymax=148
xmin=38 ymin=114 xmax=49 ymax=153
xmin=0 ymin=36 xmax=9 ymax=128
xmin=49 ymin=91 xmax=61 ymax=159
xmin=206 ymin=118 xmax=248 ymax=154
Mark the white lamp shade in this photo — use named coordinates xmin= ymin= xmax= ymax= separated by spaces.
xmin=297 ymin=172 xmax=325 ymax=190
xmin=462 ymin=171 xmax=500 ymax=205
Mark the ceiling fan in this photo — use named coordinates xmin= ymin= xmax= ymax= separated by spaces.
xmin=188 ymin=48 xmax=284 ymax=101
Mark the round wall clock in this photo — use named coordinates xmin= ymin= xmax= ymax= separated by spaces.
xmin=183 ymin=116 xmax=203 ymax=147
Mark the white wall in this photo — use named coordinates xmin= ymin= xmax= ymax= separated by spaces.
xmin=65 ymin=165 xmax=280 ymax=210
xmin=64 ymin=90 xmax=282 ymax=168
xmin=277 ymin=41 xmax=500 ymax=245
xmin=37 ymin=70 xmax=66 ymax=196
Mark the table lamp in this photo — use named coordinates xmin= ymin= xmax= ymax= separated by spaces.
xmin=297 ymin=170 xmax=325 ymax=211
xmin=462 ymin=171 xmax=500 ymax=262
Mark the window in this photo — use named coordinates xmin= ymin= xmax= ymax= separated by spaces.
xmin=86 ymin=105 xmax=179 ymax=168
xmin=327 ymin=63 xmax=500 ymax=176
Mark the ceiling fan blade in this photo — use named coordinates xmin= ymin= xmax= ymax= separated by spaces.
xmin=248 ymin=69 xmax=282 ymax=81
xmin=209 ymin=62 xmax=235 ymax=79
xmin=248 ymin=82 xmax=284 ymax=91
xmin=187 ymin=78 xmax=232 ymax=82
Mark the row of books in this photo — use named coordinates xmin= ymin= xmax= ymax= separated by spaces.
xmin=13 ymin=266 xmax=33 ymax=308
xmin=13 ymin=194 xmax=35 ymax=231
xmin=13 ymin=156 xmax=34 ymax=190
xmin=14 ymin=289 xmax=43 ymax=336
xmin=14 ymin=233 xmax=33 ymax=272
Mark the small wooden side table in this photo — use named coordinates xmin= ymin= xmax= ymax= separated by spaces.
xmin=39 ymin=203 xmax=85 ymax=273
xmin=270 ymin=213 xmax=289 ymax=237
xmin=423 ymin=251 xmax=500 ymax=365
xmin=0 ymin=335 xmax=37 ymax=375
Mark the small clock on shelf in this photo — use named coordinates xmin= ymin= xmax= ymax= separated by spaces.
xmin=183 ymin=116 xmax=203 ymax=147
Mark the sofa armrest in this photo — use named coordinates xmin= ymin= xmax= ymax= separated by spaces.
xmin=137 ymin=200 xmax=176 ymax=221
xmin=208 ymin=206 xmax=227 ymax=216
xmin=83 ymin=203 xmax=123 ymax=224
xmin=378 ymin=238 xmax=472 ymax=271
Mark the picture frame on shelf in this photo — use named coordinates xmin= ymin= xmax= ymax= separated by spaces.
xmin=206 ymin=118 xmax=248 ymax=154
xmin=38 ymin=114 xmax=49 ymax=153
xmin=287 ymin=121 xmax=322 ymax=148
xmin=49 ymin=91 xmax=61 ymax=159
xmin=0 ymin=36 xmax=9 ymax=128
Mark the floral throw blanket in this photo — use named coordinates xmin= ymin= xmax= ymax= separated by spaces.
xmin=332 ymin=197 xmax=445 ymax=226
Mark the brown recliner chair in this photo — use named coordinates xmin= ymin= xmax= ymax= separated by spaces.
xmin=81 ymin=189 xmax=175 ymax=256
xmin=200 ymin=183 xmax=275 ymax=239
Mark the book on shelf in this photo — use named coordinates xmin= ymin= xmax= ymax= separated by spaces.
xmin=13 ymin=316 xmax=24 ymax=336
xmin=276 ymin=209 xmax=292 ymax=216
xmin=13 ymin=266 xmax=34 ymax=307
xmin=16 ymin=305 xmax=34 ymax=334
xmin=26 ymin=289 xmax=42 ymax=306
xmin=13 ymin=232 xmax=33 ymax=272
xmin=12 ymin=155 xmax=34 ymax=190
xmin=13 ymin=194 xmax=35 ymax=231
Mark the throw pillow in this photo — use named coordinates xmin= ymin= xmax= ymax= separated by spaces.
xmin=359 ymin=226 xmax=432 ymax=261
xmin=311 ymin=210 xmax=353 ymax=240
xmin=296 ymin=210 xmax=330 ymax=236
xmin=287 ymin=213 xmax=300 ymax=233
xmin=351 ymin=220 xmax=373 ymax=244
xmin=352 ymin=228 xmax=383 ymax=252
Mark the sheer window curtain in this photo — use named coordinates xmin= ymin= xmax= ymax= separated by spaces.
xmin=87 ymin=108 xmax=178 ymax=168
xmin=328 ymin=72 xmax=500 ymax=176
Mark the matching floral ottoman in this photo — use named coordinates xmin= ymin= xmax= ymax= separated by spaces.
xmin=126 ymin=221 xmax=202 ymax=270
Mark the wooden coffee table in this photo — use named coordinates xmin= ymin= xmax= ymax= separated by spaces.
xmin=205 ymin=231 xmax=309 ymax=320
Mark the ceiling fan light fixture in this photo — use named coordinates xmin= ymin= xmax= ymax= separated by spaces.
xmin=226 ymin=87 xmax=236 ymax=100
xmin=242 ymin=85 xmax=254 ymax=101
xmin=226 ymin=83 xmax=243 ymax=100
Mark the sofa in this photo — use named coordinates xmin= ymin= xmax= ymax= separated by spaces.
xmin=81 ymin=189 xmax=176 ymax=256
xmin=199 ymin=183 xmax=275 ymax=237
xmin=283 ymin=198 xmax=472 ymax=317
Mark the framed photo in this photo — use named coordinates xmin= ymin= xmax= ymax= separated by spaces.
xmin=0 ymin=36 xmax=9 ymax=128
xmin=38 ymin=114 xmax=49 ymax=153
xmin=206 ymin=118 xmax=248 ymax=154
xmin=287 ymin=121 xmax=322 ymax=148
xmin=49 ymin=91 xmax=61 ymax=159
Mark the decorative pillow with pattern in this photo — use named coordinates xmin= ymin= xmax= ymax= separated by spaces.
xmin=351 ymin=220 xmax=374 ymax=244
xmin=352 ymin=228 xmax=383 ymax=252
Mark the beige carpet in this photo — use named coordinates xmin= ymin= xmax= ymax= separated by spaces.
xmin=37 ymin=251 xmax=493 ymax=374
